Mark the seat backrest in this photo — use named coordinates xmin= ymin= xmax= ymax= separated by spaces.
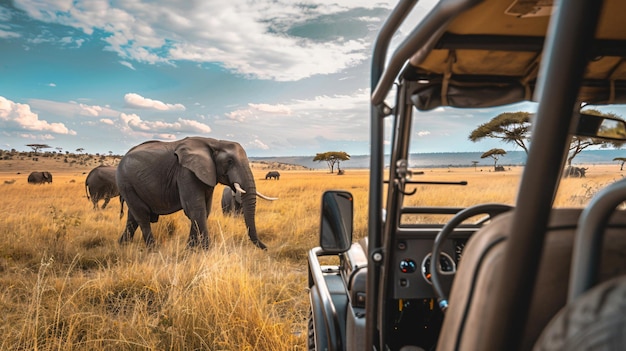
xmin=437 ymin=208 xmax=626 ymax=351
xmin=533 ymin=274 xmax=626 ymax=350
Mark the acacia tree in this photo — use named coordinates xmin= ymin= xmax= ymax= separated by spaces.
xmin=481 ymin=148 xmax=506 ymax=170
xmin=567 ymin=109 xmax=626 ymax=165
xmin=613 ymin=157 xmax=626 ymax=170
xmin=469 ymin=112 xmax=532 ymax=154
xmin=470 ymin=109 xmax=626 ymax=165
xmin=26 ymin=143 xmax=52 ymax=154
xmin=313 ymin=151 xmax=350 ymax=173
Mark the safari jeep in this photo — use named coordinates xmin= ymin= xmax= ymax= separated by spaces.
xmin=307 ymin=0 xmax=626 ymax=350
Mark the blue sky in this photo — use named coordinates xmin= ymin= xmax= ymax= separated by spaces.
xmin=0 ymin=0 xmax=575 ymax=157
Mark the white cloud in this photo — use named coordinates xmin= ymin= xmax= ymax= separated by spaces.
xmin=26 ymin=99 xmax=118 ymax=119
xmin=249 ymin=139 xmax=270 ymax=150
xmin=0 ymin=29 xmax=21 ymax=39
xmin=227 ymin=103 xmax=292 ymax=122
xmin=119 ymin=61 xmax=136 ymax=70
xmin=48 ymin=82 xmax=56 ymax=87
xmin=18 ymin=133 xmax=56 ymax=140
xmin=416 ymin=131 xmax=431 ymax=137
xmin=219 ymin=89 xmax=370 ymax=153
xmin=249 ymin=103 xmax=292 ymax=114
xmin=124 ymin=93 xmax=186 ymax=111
xmin=0 ymin=96 xmax=76 ymax=135
xmin=78 ymin=103 xmax=102 ymax=117
xmin=118 ymin=113 xmax=211 ymax=136
xmin=9 ymin=0 xmax=438 ymax=81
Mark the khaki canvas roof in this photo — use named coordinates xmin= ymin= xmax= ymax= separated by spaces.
xmin=374 ymin=0 xmax=626 ymax=110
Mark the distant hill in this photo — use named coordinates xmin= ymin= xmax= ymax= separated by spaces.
xmin=2 ymin=149 xmax=623 ymax=174
xmin=0 ymin=149 xmax=310 ymax=174
xmin=251 ymin=149 xmax=626 ymax=170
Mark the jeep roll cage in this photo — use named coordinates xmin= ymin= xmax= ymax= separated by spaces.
xmin=308 ymin=0 xmax=626 ymax=350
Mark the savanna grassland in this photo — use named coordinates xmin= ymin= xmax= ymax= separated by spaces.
xmin=0 ymin=154 xmax=624 ymax=350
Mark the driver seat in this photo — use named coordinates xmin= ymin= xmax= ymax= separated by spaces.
xmin=436 ymin=208 xmax=626 ymax=351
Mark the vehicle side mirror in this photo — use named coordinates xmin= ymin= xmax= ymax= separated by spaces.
xmin=320 ymin=190 xmax=353 ymax=253
xmin=576 ymin=113 xmax=626 ymax=140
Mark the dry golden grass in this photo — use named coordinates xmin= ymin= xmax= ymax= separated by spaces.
xmin=0 ymin=161 xmax=623 ymax=350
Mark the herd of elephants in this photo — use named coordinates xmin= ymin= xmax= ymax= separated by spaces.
xmin=27 ymin=137 xmax=281 ymax=250
xmin=24 ymin=137 xmax=592 ymax=252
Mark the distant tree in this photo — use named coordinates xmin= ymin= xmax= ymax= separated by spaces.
xmin=55 ymin=147 xmax=63 ymax=153
xmin=313 ymin=151 xmax=350 ymax=173
xmin=469 ymin=112 xmax=532 ymax=154
xmin=471 ymin=160 xmax=479 ymax=171
xmin=26 ymin=143 xmax=52 ymax=154
xmin=481 ymin=148 xmax=507 ymax=171
xmin=567 ymin=109 xmax=626 ymax=165
xmin=76 ymin=148 xmax=85 ymax=154
xmin=614 ymin=157 xmax=626 ymax=171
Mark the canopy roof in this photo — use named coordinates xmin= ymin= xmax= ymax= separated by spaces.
xmin=373 ymin=0 xmax=626 ymax=110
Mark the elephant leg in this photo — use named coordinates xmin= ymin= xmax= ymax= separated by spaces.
xmin=185 ymin=206 xmax=210 ymax=249
xmin=102 ymin=197 xmax=111 ymax=209
xmin=179 ymin=172 xmax=213 ymax=249
xmin=120 ymin=192 xmax=156 ymax=247
xmin=138 ymin=220 xmax=156 ymax=247
xmin=119 ymin=212 xmax=139 ymax=244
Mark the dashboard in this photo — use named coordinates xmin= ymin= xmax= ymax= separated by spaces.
xmin=392 ymin=235 xmax=470 ymax=299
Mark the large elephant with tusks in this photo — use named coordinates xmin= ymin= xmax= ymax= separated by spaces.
xmin=85 ymin=165 xmax=119 ymax=209
xmin=28 ymin=171 xmax=53 ymax=184
xmin=116 ymin=137 xmax=276 ymax=249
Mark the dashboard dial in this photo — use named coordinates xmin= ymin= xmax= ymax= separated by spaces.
xmin=455 ymin=240 xmax=467 ymax=262
xmin=421 ymin=252 xmax=456 ymax=284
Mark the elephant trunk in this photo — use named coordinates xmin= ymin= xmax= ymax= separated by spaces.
xmin=236 ymin=182 xmax=267 ymax=250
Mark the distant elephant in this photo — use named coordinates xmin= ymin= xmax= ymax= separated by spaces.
xmin=85 ymin=165 xmax=119 ymax=210
xmin=116 ymin=137 xmax=276 ymax=249
xmin=564 ymin=166 xmax=588 ymax=178
xmin=28 ymin=171 xmax=53 ymax=184
xmin=265 ymin=171 xmax=280 ymax=180
xmin=221 ymin=186 xmax=243 ymax=215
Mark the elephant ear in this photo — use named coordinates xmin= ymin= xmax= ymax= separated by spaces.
xmin=174 ymin=140 xmax=217 ymax=187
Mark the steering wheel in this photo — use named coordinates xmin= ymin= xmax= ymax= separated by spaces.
xmin=431 ymin=203 xmax=513 ymax=312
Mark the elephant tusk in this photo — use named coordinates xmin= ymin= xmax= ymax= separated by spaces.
xmin=255 ymin=191 xmax=278 ymax=201
xmin=234 ymin=182 xmax=247 ymax=194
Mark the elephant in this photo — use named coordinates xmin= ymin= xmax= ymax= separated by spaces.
xmin=265 ymin=171 xmax=280 ymax=180
xmin=85 ymin=165 xmax=119 ymax=210
xmin=28 ymin=171 xmax=53 ymax=184
xmin=564 ymin=166 xmax=588 ymax=178
xmin=221 ymin=186 xmax=243 ymax=215
xmin=116 ymin=137 xmax=276 ymax=250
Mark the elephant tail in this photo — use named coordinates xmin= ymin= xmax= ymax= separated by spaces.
xmin=85 ymin=182 xmax=91 ymax=201
xmin=119 ymin=196 xmax=125 ymax=219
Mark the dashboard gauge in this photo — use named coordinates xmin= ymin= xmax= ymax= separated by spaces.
xmin=455 ymin=240 xmax=467 ymax=262
xmin=421 ymin=252 xmax=456 ymax=284
xmin=399 ymin=259 xmax=417 ymax=273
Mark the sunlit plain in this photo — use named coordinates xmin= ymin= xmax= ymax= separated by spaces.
xmin=0 ymin=160 xmax=623 ymax=350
